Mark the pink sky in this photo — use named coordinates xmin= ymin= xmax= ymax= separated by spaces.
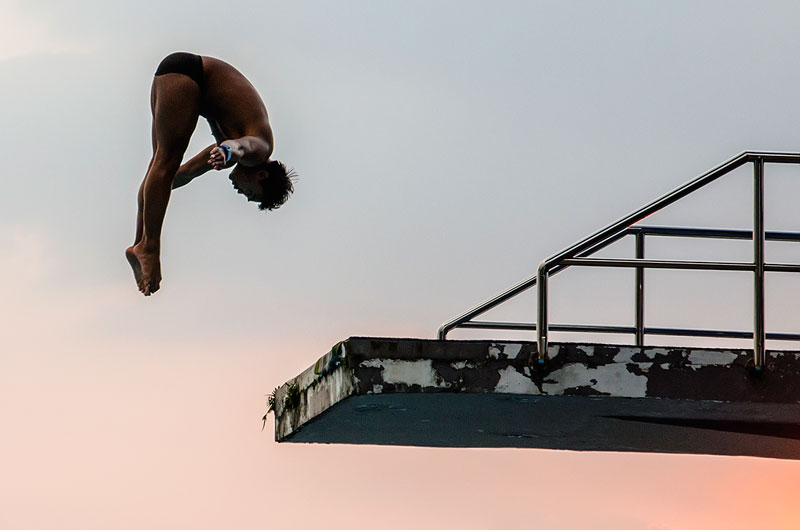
xmin=2 ymin=305 xmax=799 ymax=529
xmin=3 ymin=345 xmax=799 ymax=530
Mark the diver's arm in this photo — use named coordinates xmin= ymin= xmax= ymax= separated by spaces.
xmin=172 ymin=144 xmax=219 ymax=189
xmin=208 ymin=136 xmax=271 ymax=170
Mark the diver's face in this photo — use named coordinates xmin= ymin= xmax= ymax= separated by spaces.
xmin=229 ymin=166 xmax=263 ymax=202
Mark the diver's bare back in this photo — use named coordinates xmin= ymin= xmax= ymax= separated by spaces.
xmin=200 ymin=56 xmax=274 ymax=152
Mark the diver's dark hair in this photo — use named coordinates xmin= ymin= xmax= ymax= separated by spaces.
xmin=257 ymin=160 xmax=296 ymax=211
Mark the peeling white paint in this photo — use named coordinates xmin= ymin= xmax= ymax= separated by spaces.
xmin=451 ymin=360 xmax=474 ymax=370
xmin=613 ymin=347 xmax=639 ymax=363
xmin=503 ymin=343 xmax=522 ymax=358
xmin=361 ymin=359 xmax=383 ymax=368
xmin=490 ymin=343 xmax=523 ymax=359
xmin=647 ymin=348 xmax=670 ymax=359
xmin=688 ymin=350 xmax=738 ymax=366
xmin=300 ymin=368 xmax=356 ymax=426
xmin=542 ymin=363 xmax=647 ymax=398
xmin=495 ymin=366 xmax=540 ymax=394
xmin=361 ymin=359 xmax=445 ymax=388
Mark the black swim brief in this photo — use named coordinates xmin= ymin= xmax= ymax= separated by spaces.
xmin=154 ymin=52 xmax=204 ymax=87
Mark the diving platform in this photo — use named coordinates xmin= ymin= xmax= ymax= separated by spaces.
xmin=272 ymin=338 xmax=800 ymax=460
xmin=272 ymin=152 xmax=800 ymax=459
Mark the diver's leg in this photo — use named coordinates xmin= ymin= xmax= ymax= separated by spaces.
xmin=127 ymin=85 xmax=158 ymax=287
xmin=133 ymin=121 xmax=157 ymax=246
xmin=126 ymin=74 xmax=199 ymax=295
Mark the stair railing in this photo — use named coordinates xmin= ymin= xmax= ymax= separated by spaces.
xmin=438 ymin=152 xmax=800 ymax=370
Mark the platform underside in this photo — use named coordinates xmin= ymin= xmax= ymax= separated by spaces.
xmin=285 ymin=392 xmax=800 ymax=459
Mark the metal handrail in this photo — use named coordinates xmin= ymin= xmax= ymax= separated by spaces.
xmin=438 ymin=152 xmax=800 ymax=370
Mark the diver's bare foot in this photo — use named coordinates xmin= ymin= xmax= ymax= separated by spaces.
xmin=127 ymin=243 xmax=162 ymax=296
xmin=125 ymin=246 xmax=144 ymax=289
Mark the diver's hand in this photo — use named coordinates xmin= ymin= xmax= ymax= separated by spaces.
xmin=208 ymin=144 xmax=238 ymax=170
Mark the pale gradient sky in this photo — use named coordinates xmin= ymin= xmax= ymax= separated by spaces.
xmin=2 ymin=1 xmax=800 ymax=528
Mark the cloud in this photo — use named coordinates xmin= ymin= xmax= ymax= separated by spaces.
xmin=0 ymin=1 xmax=90 ymax=61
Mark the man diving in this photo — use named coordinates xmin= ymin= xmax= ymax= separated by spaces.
xmin=126 ymin=52 xmax=294 ymax=296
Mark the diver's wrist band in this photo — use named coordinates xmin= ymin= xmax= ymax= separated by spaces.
xmin=219 ymin=144 xmax=232 ymax=163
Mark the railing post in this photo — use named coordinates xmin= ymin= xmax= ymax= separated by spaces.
xmin=635 ymin=231 xmax=645 ymax=346
xmin=753 ymin=157 xmax=766 ymax=370
xmin=536 ymin=261 xmax=548 ymax=363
